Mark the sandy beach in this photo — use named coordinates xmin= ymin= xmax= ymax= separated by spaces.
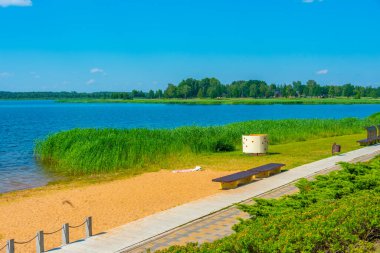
xmin=0 ymin=169 xmax=230 ymax=252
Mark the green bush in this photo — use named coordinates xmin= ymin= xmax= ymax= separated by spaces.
xmin=157 ymin=159 xmax=380 ymax=253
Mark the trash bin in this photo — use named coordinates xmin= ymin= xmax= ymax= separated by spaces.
xmin=242 ymin=134 xmax=268 ymax=155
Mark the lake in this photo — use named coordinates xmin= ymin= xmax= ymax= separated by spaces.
xmin=1 ymin=100 xmax=380 ymax=193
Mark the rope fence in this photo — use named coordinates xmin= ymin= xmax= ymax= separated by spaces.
xmin=14 ymin=235 xmax=38 ymax=245
xmin=1 ymin=216 xmax=92 ymax=253
xmin=68 ymin=220 xmax=87 ymax=229
xmin=43 ymin=228 xmax=63 ymax=235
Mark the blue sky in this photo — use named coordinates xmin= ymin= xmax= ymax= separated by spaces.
xmin=0 ymin=0 xmax=379 ymax=92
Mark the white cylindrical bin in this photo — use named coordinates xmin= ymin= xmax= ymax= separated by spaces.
xmin=242 ymin=134 xmax=268 ymax=155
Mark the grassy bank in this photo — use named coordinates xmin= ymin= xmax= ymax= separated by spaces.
xmin=35 ymin=117 xmax=378 ymax=176
xmin=158 ymin=158 xmax=380 ymax=253
xmin=57 ymin=97 xmax=380 ymax=105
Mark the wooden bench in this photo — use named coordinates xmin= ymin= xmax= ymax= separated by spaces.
xmin=212 ymin=163 xmax=285 ymax=190
xmin=357 ymin=126 xmax=378 ymax=146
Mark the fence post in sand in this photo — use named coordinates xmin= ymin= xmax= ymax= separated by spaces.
xmin=85 ymin=217 xmax=92 ymax=238
xmin=62 ymin=223 xmax=69 ymax=246
xmin=6 ymin=239 xmax=14 ymax=253
xmin=36 ymin=231 xmax=44 ymax=253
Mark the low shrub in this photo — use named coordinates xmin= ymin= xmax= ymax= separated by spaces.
xmin=157 ymin=159 xmax=380 ymax=253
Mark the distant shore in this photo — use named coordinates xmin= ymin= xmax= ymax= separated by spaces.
xmin=2 ymin=97 xmax=380 ymax=105
xmin=57 ymin=97 xmax=380 ymax=105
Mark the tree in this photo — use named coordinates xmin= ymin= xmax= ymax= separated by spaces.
xmin=249 ymin=84 xmax=259 ymax=98
xmin=178 ymin=83 xmax=191 ymax=99
xmin=284 ymin=85 xmax=295 ymax=97
xmin=155 ymin=89 xmax=163 ymax=99
xmin=205 ymin=79 xmax=221 ymax=98
xmin=148 ymin=90 xmax=155 ymax=99
xmin=197 ymin=89 xmax=204 ymax=98
xmin=199 ymin=78 xmax=211 ymax=97
xmin=131 ymin=89 xmax=139 ymax=98
xmin=369 ymin=89 xmax=378 ymax=98
xmin=328 ymin=86 xmax=336 ymax=98
xmin=228 ymin=83 xmax=240 ymax=97
xmin=292 ymin=81 xmax=303 ymax=97
xmin=261 ymin=83 xmax=271 ymax=97
xmin=306 ymin=80 xmax=318 ymax=97
xmin=164 ymin=84 xmax=177 ymax=98
xmin=342 ymin=83 xmax=354 ymax=97
xmin=353 ymin=86 xmax=364 ymax=99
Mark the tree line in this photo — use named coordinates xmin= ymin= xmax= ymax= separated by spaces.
xmin=0 ymin=91 xmax=114 ymax=99
xmin=159 ymin=78 xmax=380 ymax=99
xmin=1 ymin=78 xmax=379 ymax=99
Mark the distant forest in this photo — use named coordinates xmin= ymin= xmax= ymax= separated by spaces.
xmin=1 ymin=78 xmax=379 ymax=99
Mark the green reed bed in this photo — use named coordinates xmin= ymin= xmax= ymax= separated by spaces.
xmin=35 ymin=117 xmax=377 ymax=175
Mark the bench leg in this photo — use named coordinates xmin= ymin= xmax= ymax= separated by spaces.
xmin=238 ymin=176 xmax=253 ymax=185
xmin=256 ymin=171 xmax=270 ymax=178
xmin=269 ymin=168 xmax=282 ymax=176
xmin=220 ymin=181 xmax=239 ymax=190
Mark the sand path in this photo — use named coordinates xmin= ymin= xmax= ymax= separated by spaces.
xmin=0 ymin=170 xmax=229 ymax=252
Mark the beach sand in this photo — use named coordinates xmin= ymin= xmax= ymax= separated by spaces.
xmin=0 ymin=169 xmax=230 ymax=252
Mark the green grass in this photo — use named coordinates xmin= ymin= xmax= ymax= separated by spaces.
xmin=35 ymin=117 xmax=379 ymax=176
xmin=157 ymin=158 xmax=380 ymax=253
xmin=26 ymin=133 xmax=363 ymax=188
xmin=57 ymin=97 xmax=380 ymax=105
xmin=190 ymin=133 xmax=364 ymax=172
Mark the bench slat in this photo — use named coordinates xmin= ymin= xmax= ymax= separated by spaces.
xmin=212 ymin=163 xmax=285 ymax=183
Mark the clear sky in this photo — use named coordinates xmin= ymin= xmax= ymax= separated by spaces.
xmin=0 ymin=0 xmax=379 ymax=92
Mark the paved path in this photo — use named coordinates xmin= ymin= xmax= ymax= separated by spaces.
xmin=126 ymin=151 xmax=378 ymax=253
xmin=50 ymin=144 xmax=380 ymax=253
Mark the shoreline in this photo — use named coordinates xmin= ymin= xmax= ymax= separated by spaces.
xmin=3 ymin=115 xmax=377 ymax=195
xmin=56 ymin=97 xmax=380 ymax=105
xmin=0 ymin=136 xmax=374 ymax=252
xmin=2 ymin=132 xmax=366 ymax=195
xmin=3 ymin=97 xmax=380 ymax=105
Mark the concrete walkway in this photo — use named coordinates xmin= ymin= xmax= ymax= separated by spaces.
xmin=51 ymin=144 xmax=380 ymax=253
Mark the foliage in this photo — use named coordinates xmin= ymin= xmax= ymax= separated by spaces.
xmin=0 ymin=91 xmax=121 ymax=100
xmin=2 ymin=78 xmax=380 ymax=100
xmin=157 ymin=159 xmax=380 ymax=253
xmin=368 ymin=112 xmax=380 ymax=122
xmin=35 ymin=117 xmax=377 ymax=175
xmin=161 ymin=78 xmax=379 ymax=99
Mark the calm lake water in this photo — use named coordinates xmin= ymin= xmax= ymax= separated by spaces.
xmin=1 ymin=100 xmax=380 ymax=193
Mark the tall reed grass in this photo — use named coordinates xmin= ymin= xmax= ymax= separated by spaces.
xmin=35 ymin=117 xmax=377 ymax=175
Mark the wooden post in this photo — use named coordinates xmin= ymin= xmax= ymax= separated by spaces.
xmin=6 ymin=239 xmax=14 ymax=253
xmin=36 ymin=231 xmax=44 ymax=253
xmin=62 ymin=223 xmax=69 ymax=246
xmin=332 ymin=143 xmax=341 ymax=155
xmin=85 ymin=217 xmax=92 ymax=238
